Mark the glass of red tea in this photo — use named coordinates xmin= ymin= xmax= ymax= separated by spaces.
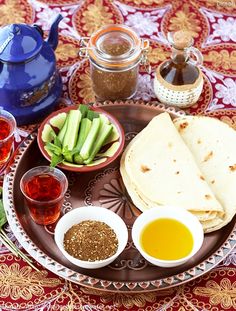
xmin=0 ymin=110 xmax=16 ymax=171
xmin=20 ymin=166 xmax=68 ymax=225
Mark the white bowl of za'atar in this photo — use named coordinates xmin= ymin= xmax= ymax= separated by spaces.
xmin=54 ymin=206 xmax=128 ymax=269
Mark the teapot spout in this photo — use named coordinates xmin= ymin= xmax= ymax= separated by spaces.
xmin=47 ymin=14 xmax=63 ymax=50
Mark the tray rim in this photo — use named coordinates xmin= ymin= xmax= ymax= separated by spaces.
xmin=3 ymin=100 xmax=236 ymax=293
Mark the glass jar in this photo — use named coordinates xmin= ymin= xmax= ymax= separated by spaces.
xmin=79 ymin=25 xmax=149 ymax=101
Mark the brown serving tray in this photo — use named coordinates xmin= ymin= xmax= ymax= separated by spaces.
xmin=3 ymin=100 xmax=236 ymax=292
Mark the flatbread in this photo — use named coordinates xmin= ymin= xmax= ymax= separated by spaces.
xmin=174 ymin=116 xmax=236 ymax=232
xmin=120 ymin=154 xmax=218 ymax=222
xmin=121 ymin=113 xmax=224 ymax=225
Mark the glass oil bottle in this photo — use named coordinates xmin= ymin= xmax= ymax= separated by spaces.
xmin=154 ymin=30 xmax=204 ymax=108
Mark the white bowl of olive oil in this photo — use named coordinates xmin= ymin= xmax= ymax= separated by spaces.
xmin=132 ymin=206 xmax=204 ymax=268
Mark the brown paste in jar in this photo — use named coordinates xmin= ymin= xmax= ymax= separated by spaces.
xmin=91 ymin=64 xmax=139 ymax=101
xmin=99 ymin=35 xmax=131 ymax=56
xmin=90 ymin=34 xmax=140 ymax=100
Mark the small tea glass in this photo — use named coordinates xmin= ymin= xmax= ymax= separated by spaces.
xmin=0 ymin=110 xmax=16 ymax=172
xmin=20 ymin=166 xmax=68 ymax=225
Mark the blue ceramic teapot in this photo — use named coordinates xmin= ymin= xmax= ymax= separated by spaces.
xmin=0 ymin=15 xmax=63 ymax=125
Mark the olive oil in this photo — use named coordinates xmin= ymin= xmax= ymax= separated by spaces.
xmin=140 ymin=218 xmax=194 ymax=260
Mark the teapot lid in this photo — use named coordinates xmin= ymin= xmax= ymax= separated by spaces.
xmin=0 ymin=24 xmax=43 ymax=63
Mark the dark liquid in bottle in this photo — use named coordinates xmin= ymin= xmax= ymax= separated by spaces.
xmin=160 ymin=54 xmax=199 ymax=86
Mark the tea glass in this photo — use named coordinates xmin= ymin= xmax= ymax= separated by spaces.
xmin=20 ymin=166 xmax=68 ymax=225
xmin=0 ymin=110 xmax=16 ymax=171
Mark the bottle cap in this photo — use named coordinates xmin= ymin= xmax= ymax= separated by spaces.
xmin=172 ymin=31 xmax=193 ymax=49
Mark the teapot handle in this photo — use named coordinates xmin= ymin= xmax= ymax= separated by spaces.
xmin=33 ymin=25 xmax=44 ymax=37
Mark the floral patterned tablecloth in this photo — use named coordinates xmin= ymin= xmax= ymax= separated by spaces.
xmin=0 ymin=0 xmax=236 ymax=310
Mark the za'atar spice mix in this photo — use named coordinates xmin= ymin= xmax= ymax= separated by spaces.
xmin=63 ymin=220 xmax=118 ymax=261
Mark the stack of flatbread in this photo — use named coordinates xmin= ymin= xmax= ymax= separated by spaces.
xmin=120 ymin=112 xmax=236 ymax=233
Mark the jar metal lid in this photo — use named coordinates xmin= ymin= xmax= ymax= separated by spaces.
xmin=80 ymin=25 xmax=148 ymax=70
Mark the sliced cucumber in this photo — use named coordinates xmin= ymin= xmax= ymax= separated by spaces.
xmin=58 ymin=116 xmax=68 ymax=143
xmin=74 ymin=118 xmax=92 ymax=164
xmin=63 ymin=110 xmax=82 ymax=162
xmin=80 ymin=117 xmax=101 ymax=160
xmin=84 ymin=122 xmax=112 ymax=164
xmin=99 ymin=113 xmax=110 ymax=125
